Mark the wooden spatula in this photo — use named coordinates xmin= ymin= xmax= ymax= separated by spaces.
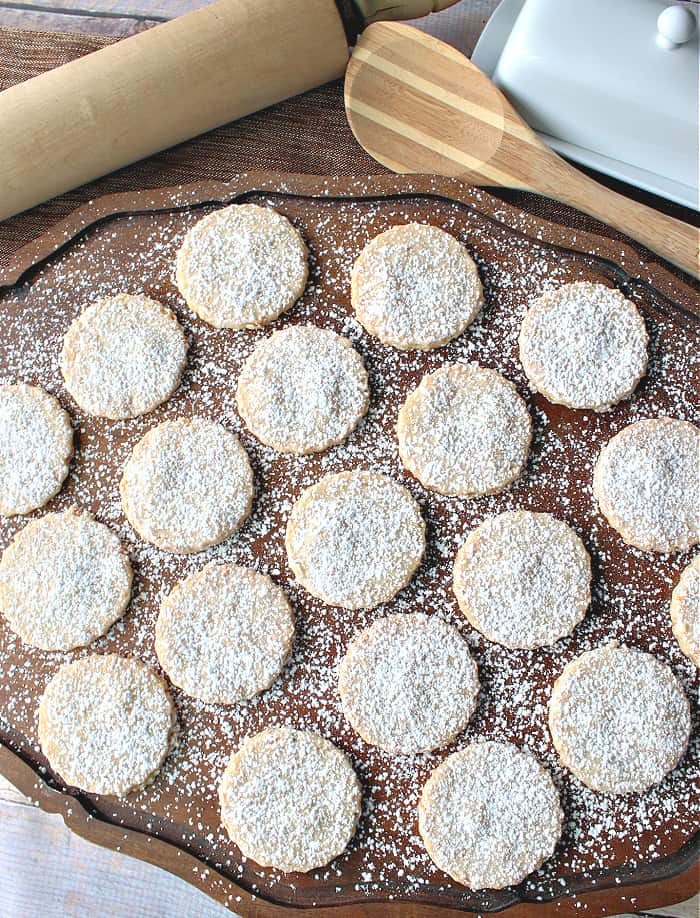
xmin=345 ymin=21 xmax=699 ymax=279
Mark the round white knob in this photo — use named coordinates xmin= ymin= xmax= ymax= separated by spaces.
xmin=657 ymin=4 xmax=697 ymax=49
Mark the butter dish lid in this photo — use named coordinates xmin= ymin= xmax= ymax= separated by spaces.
xmin=472 ymin=0 xmax=699 ymax=209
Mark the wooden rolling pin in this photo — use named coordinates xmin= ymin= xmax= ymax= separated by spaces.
xmin=0 ymin=0 xmax=456 ymax=221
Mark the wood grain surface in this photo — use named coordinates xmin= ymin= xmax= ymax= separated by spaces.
xmin=0 ymin=171 xmax=697 ymax=918
xmin=0 ymin=3 xmax=697 ymax=917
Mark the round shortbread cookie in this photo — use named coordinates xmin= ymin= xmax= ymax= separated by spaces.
xmin=548 ymin=644 xmax=691 ymax=795
xmin=219 ymin=726 xmax=362 ymax=872
xmin=285 ymin=470 xmax=425 ymax=610
xmin=397 ymin=363 xmax=532 ymax=497
xmin=453 ymin=511 xmax=591 ymax=649
xmin=120 ymin=417 xmax=253 ymax=554
xmin=518 ymin=282 xmax=648 ymax=411
xmin=236 ymin=325 xmax=369 ymax=454
xmin=593 ymin=418 xmax=700 ymax=552
xmin=418 ymin=741 xmax=562 ymax=889
xmin=0 ymin=383 xmax=73 ymax=516
xmin=175 ymin=204 xmax=308 ymax=329
xmin=155 ymin=563 xmax=295 ymax=704
xmin=60 ymin=293 xmax=187 ymax=419
xmin=671 ymin=555 xmax=700 ymax=667
xmin=38 ymin=654 xmax=176 ymax=796
xmin=0 ymin=507 xmax=132 ymax=651
xmin=338 ymin=612 xmax=479 ymax=754
xmin=350 ymin=223 xmax=483 ymax=350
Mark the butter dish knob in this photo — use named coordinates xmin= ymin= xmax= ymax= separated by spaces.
xmin=656 ymin=4 xmax=697 ymax=49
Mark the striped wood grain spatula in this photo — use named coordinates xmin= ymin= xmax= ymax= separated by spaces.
xmin=345 ymin=21 xmax=699 ymax=279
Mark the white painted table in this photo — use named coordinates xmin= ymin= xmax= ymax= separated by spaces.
xmin=0 ymin=771 xmax=696 ymax=915
xmin=0 ymin=3 xmax=696 ymax=916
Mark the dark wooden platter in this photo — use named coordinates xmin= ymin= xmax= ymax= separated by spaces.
xmin=0 ymin=173 xmax=698 ymax=917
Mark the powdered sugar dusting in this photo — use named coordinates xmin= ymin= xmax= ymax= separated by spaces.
xmin=286 ymin=470 xmax=426 ymax=610
xmin=338 ymin=612 xmax=479 ymax=754
xmin=0 ymin=507 xmax=132 ymax=651
xmin=593 ymin=418 xmax=700 ymax=552
xmin=119 ymin=417 xmax=253 ymax=554
xmin=236 ymin=325 xmax=369 ymax=454
xmin=219 ymin=726 xmax=361 ymax=873
xmin=351 ymin=222 xmax=483 ymax=350
xmin=454 ymin=510 xmax=591 ymax=649
xmin=0 ymin=183 xmax=697 ymax=913
xmin=38 ymin=653 xmax=176 ymax=796
xmin=397 ymin=363 xmax=532 ymax=496
xmin=418 ymin=741 xmax=563 ymax=889
xmin=0 ymin=383 xmax=73 ymax=515
xmin=59 ymin=293 xmax=188 ymax=420
xmin=671 ymin=555 xmax=700 ymax=667
xmin=518 ymin=281 xmax=649 ymax=411
xmin=176 ymin=204 xmax=308 ymax=329
xmin=548 ymin=644 xmax=691 ymax=795
xmin=155 ymin=562 xmax=295 ymax=705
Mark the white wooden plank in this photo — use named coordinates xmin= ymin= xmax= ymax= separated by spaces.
xmin=0 ymin=8 xmax=158 ymax=33
xmin=0 ymin=773 xmax=32 ymax=806
xmin=0 ymin=0 xmax=207 ymax=19
xmin=650 ymin=900 xmax=700 ymax=918
xmin=1 ymin=773 xmax=696 ymax=918
xmin=0 ymin=781 xmax=235 ymax=917
xmin=0 ymin=0 xmax=499 ymax=49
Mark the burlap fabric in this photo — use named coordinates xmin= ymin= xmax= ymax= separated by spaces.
xmin=0 ymin=26 xmax=695 ymax=276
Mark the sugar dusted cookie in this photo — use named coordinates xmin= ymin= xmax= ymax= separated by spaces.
xmin=351 ymin=223 xmax=483 ymax=350
xmin=219 ymin=726 xmax=361 ymax=872
xmin=60 ymin=293 xmax=187 ymax=419
xmin=120 ymin=417 xmax=253 ymax=554
xmin=548 ymin=644 xmax=691 ymax=794
xmin=453 ymin=511 xmax=591 ymax=649
xmin=593 ymin=418 xmax=700 ymax=552
xmin=0 ymin=383 xmax=73 ymax=516
xmin=38 ymin=654 xmax=176 ymax=796
xmin=236 ymin=325 xmax=369 ymax=454
xmin=285 ymin=470 xmax=425 ymax=610
xmin=418 ymin=741 xmax=562 ymax=889
xmin=175 ymin=204 xmax=308 ymax=329
xmin=518 ymin=282 xmax=648 ymax=411
xmin=155 ymin=563 xmax=295 ymax=704
xmin=0 ymin=507 xmax=132 ymax=651
xmin=397 ymin=363 xmax=532 ymax=497
xmin=338 ymin=612 xmax=479 ymax=754
xmin=671 ymin=555 xmax=700 ymax=667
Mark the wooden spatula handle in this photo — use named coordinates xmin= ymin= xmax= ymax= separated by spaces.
xmin=539 ymin=159 xmax=699 ymax=279
xmin=346 ymin=21 xmax=698 ymax=279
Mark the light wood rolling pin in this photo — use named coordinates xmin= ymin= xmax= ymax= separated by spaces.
xmin=0 ymin=1 xmax=457 ymax=222
xmin=346 ymin=22 xmax=700 ymax=279
xmin=0 ymin=0 xmax=349 ymax=221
